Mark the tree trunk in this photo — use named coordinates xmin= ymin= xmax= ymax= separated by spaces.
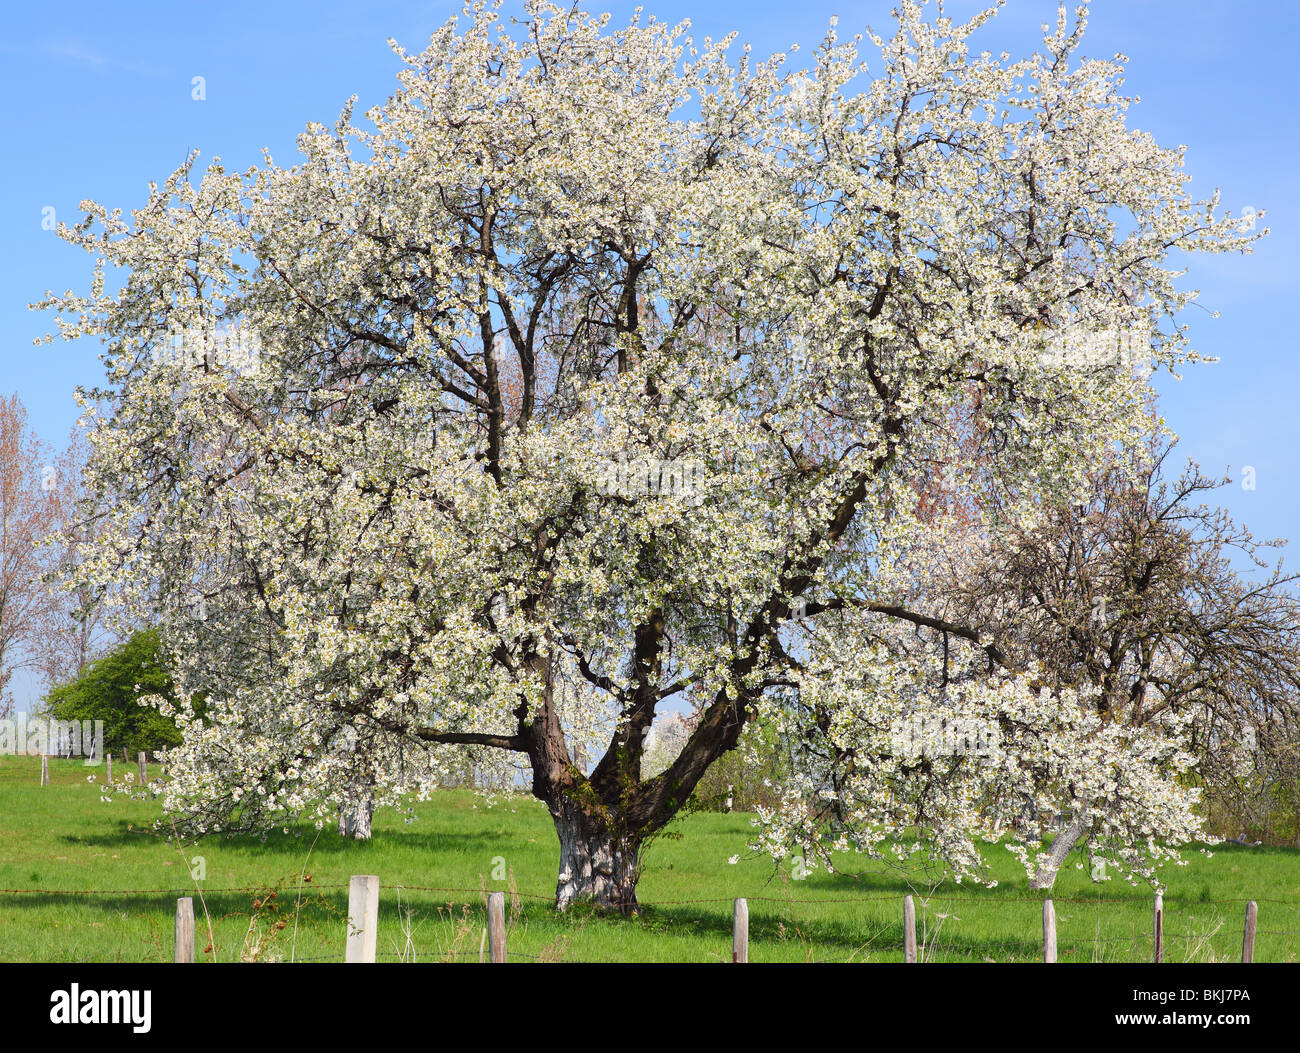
xmin=552 ymin=798 xmax=640 ymax=914
xmin=337 ymin=794 xmax=374 ymax=840
xmin=1028 ymin=809 xmax=1090 ymax=890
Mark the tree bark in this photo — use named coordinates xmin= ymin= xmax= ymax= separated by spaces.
xmin=552 ymin=797 xmax=640 ymax=914
xmin=337 ymin=793 xmax=374 ymax=840
xmin=1028 ymin=809 xmax=1090 ymax=890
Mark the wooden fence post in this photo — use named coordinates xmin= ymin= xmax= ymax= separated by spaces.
xmin=488 ymin=890 xmax=507 ymax=963
xmin=40 ymin=754 xmax=49 ymax=786
xmin=345 ymin=875 xmax=379 ymax=963
xmin=1242 ymin=900 xmax=1257 ymax=963
xmin=1153 ymin=892 xmax=1164 ymax=963
xmin=138 ymin=752 xmax=147 ymax=784
xmin=1043 ymin=899 xmax=1057 ymax=963
xmin=903 ymin=894 xmax=918 ymax=963
xmin=732 ymin=898 xmax=749 ymax=963
xmin=105 ymin=755 xmax=112 ymax=784
xmin=174 ymin=897 xmax=194 ymax=963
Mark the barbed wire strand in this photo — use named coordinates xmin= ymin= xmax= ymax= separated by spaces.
xmin=1 ymin=883 xmax=1296 ymax=909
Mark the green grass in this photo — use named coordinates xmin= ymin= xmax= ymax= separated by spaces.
xmin=1 ymin=754 xmax=1298 ymax=962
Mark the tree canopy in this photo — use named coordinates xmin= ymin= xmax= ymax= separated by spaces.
xmin=37 ymin=1 xmax=1265 ymax=909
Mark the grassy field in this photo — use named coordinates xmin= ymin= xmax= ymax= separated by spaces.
xmin=2 ymin=753 xmax=1298 ymax=963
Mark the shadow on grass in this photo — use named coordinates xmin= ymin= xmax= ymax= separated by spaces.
xmin=527 ymin=899 xmax=1047 ymax=962
xmin=60 ymin=819 xmax=516 ymax=858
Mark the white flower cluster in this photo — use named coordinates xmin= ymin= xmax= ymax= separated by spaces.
xmin=744 ymin=615 xmax=1208 ymax=886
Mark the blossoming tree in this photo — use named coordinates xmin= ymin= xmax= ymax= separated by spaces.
xmin=39 ymin=1 xmax=1261 ymax=910
xmin=940 ymin=433 xmax=1300 ymax=887
xmin=763 ymin=424 xmax=1298 ymax=891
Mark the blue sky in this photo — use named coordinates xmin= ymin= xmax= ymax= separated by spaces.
xmin=1 ymin=1 xmax=1296 ymax=710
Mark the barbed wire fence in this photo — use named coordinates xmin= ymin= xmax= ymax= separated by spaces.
xmin=6 ymin=753 xmax=1297 ymax=962
xmin=2 ymin=878 xmax=1297 ymax=964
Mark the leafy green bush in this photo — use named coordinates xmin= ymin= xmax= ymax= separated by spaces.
xmin=44 ymin=629 xmax=202 ymax=755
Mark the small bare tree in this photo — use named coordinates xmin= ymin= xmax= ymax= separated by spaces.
xmin=29 ymin=425 xmax=116 ymax=696
xmin=0 ymin=395 xmax=63 ymax=714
